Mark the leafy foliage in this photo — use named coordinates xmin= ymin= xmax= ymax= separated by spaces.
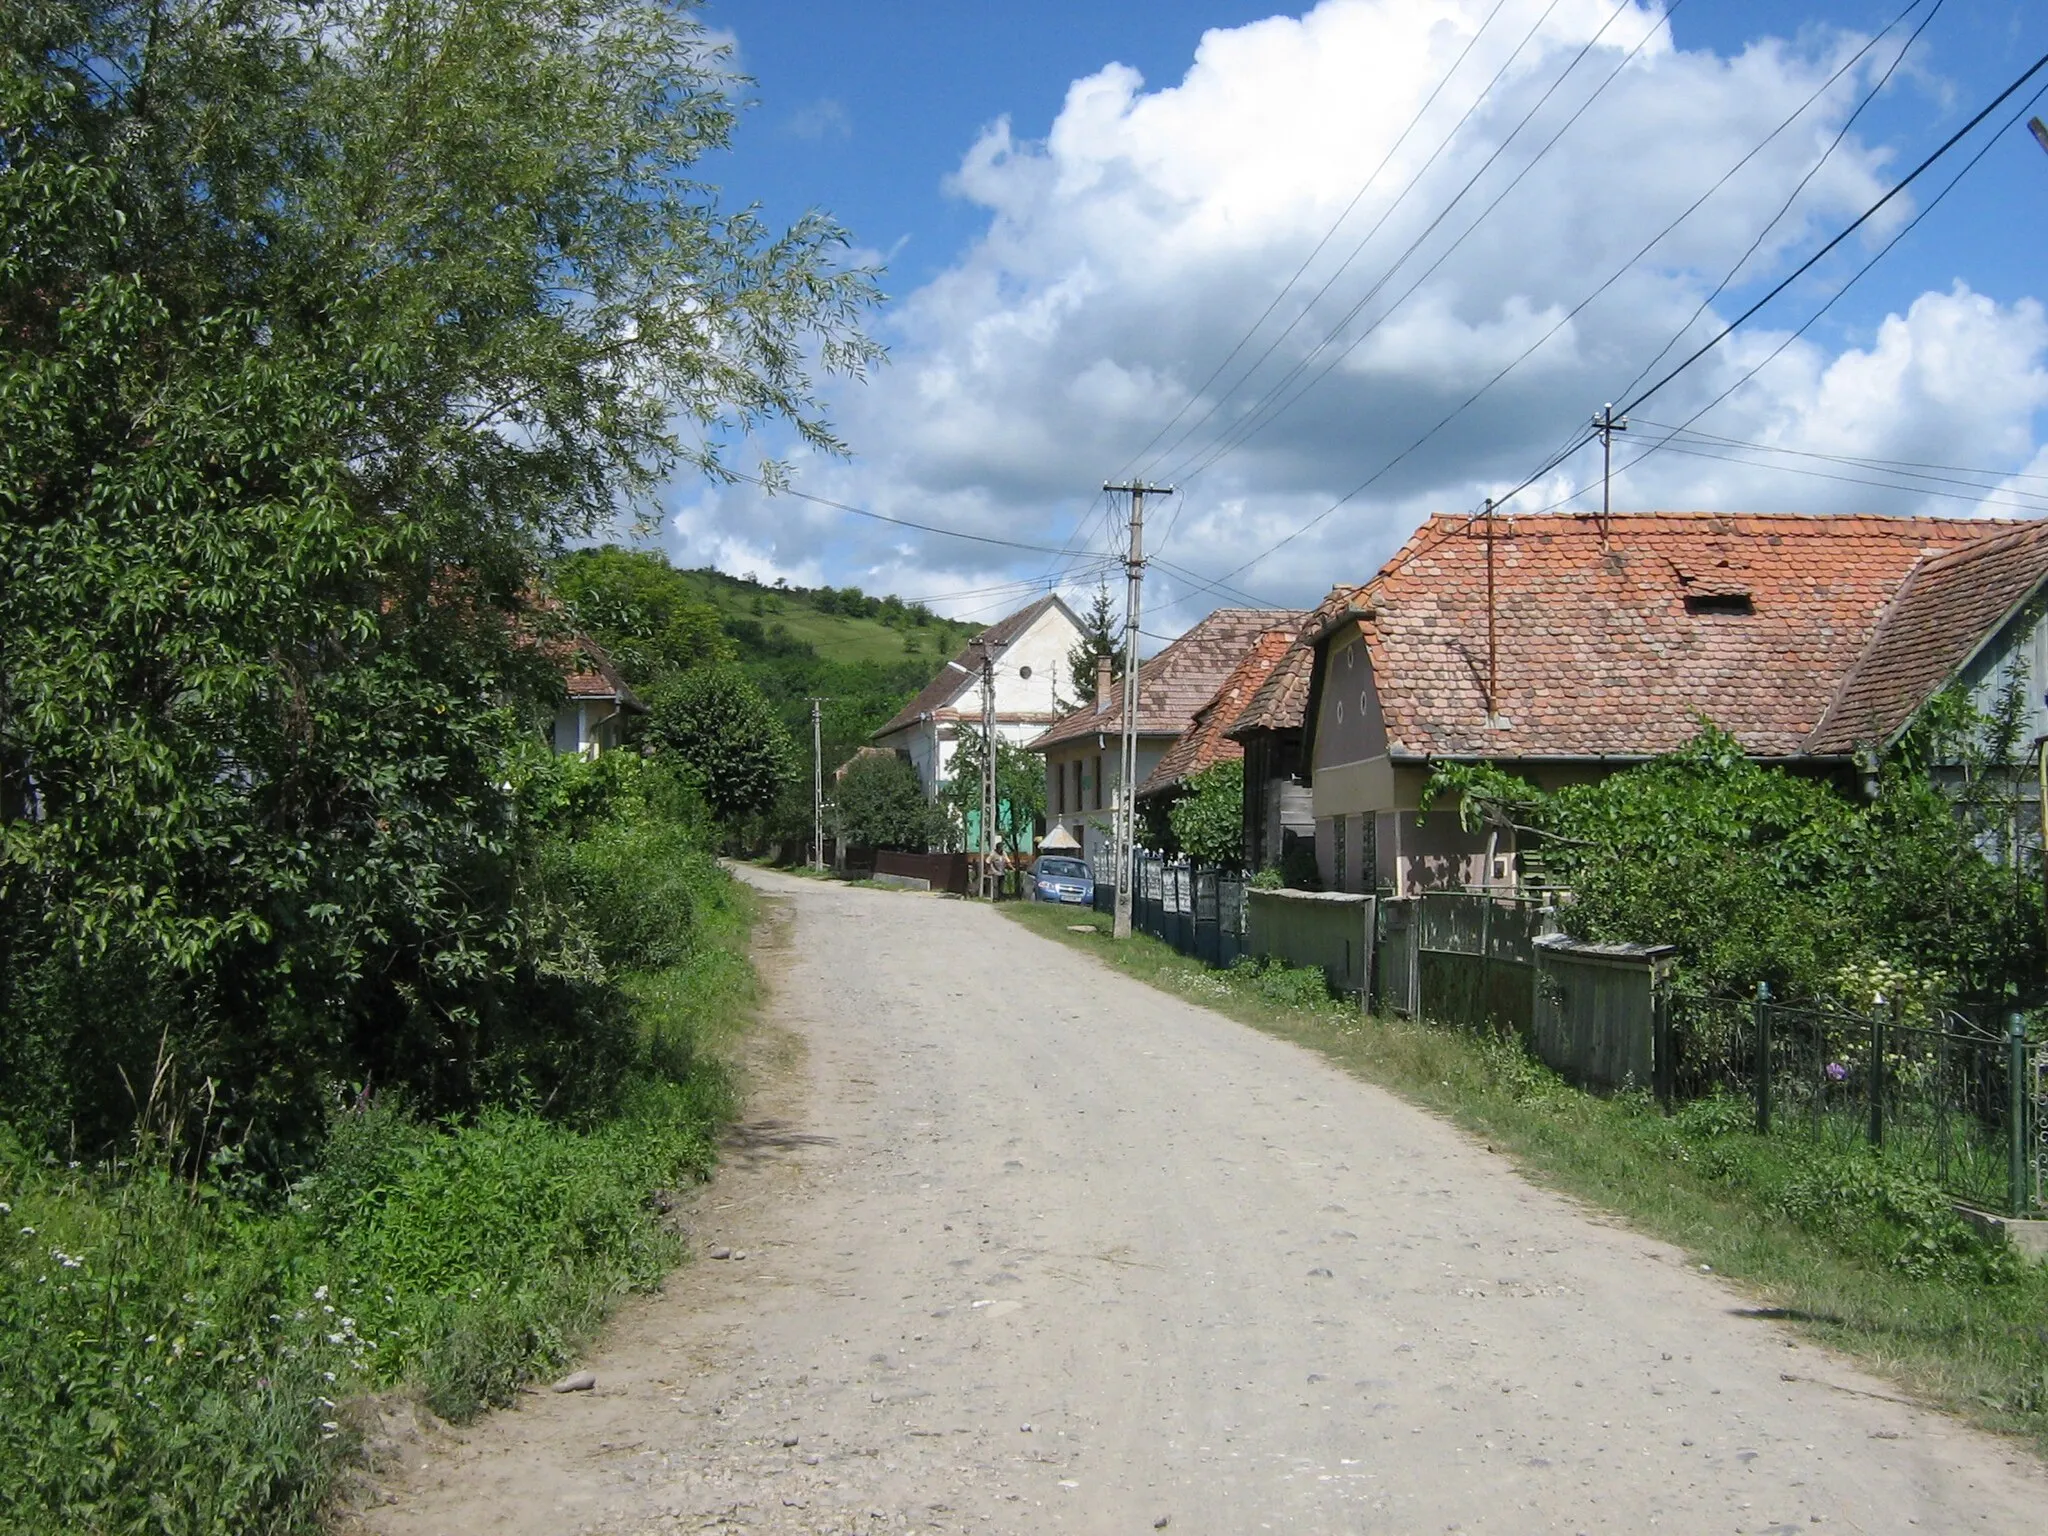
xmin=938 ymin=726 xmax=1046 ymax=849
xmin=832 ymin=752 xmax=944 ymax=852
xmin=0 ymin=761 xmax=749 ymax=1531
xmin=1426 ymin=721 xmax=2044 ymax=1007
xmin=554 ymin=548 xmax=736 ymax=684
xmin=1064 ymin=583 xmax=1120 ymax=708
xmin=0 ymin=0 xmax=875 ymax=1166
xmin=647 ymin=665 xmax=796 ymax=824
xmin=1167 ymin=760 xmax=1246 ymax=868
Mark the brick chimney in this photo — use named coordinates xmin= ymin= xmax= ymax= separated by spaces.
xmin=1094 ymin=654 xmax=1114 ymax=713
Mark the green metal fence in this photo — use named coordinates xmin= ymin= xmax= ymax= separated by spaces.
xmin=1674 ymin=991 xmax=2042 ymax=1218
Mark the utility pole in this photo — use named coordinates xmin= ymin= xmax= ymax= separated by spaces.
xmin=979 ymin=642 xmax=998 ymax=900
xmin=1482 ymin=496 xmax=1499 ymax=723
xmin=1592 ymin=403 xmax=1628 ymax=537
xmin=1102 ymin=480 xmax=1174 ymax=939
xmin=809 ymin=697 xmax=825 ymax=871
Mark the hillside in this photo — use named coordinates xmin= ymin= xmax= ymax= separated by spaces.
xmin=552 ymin=549 xmax=999 ymax=783
xmin=672 ymin=566 xmax=981 ymax=671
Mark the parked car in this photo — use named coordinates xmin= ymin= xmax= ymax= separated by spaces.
xmin=1031 ymin=856 xmax=1095 ymax=905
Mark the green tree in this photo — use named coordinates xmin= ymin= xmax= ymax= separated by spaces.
xmin=648 ymin=666 xmax=795 ymax=823
xmin=939 ymin=727 xmax=1045 ymax=848
xmin=1168 ymin=760 xmax=1246 ymax=868
xmin=0 ymin=0 xmax=877 ymax=1162
xmin=1065 ymin=584 xmax=1120 ymax=708
xmin=554 ymin=547 xmax=735 ymax=685
xmin=833 ymin=753 xmax=942 ymax=851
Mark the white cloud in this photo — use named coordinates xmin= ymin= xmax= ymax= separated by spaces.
xmin=679 ymin=0 xmax=2048 ymax=628
xmin=786 ymin=97 xmax=851 ymax=141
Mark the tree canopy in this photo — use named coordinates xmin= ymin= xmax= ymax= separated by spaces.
xmin=833 ymin=752 xmax=943 ymax=852
xmin=0 ymin=0 xmax=877 ymax=1163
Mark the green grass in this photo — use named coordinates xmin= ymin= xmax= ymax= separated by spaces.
xmin=0 ymin=861 xmax=758 ymax=1535
xmin=1002 ymin=902 xmax=2048 ymax=1455
xmin=675 ymin=567 xmax=980 ymax=668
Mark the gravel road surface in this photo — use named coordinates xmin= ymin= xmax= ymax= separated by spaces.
xmin=351 ymin=867 xmax=2047 ymax=1534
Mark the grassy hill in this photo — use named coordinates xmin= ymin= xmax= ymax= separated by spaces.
xmin=672 ymin=566 xmax=981 ymax=671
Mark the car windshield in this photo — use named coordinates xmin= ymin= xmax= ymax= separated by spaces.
xmin=1037 ymin=858 xmax=1089 ymax=880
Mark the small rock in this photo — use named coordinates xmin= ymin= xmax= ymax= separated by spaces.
xmin=1308 ymin=1267 xmax=1334 ymax=1278
xmin=733 ymin=1250 xmax=747 ymax=1260
xmin=781 ymin=1435 xmax=799 ymax=1447
xmin=1155 ymin=1518 xmax=1171 ymax=1530
xmin=550 ymin=1371 xmax=597 ymax=1394
xmin=708 ymin=1245 xmax=732 ymax=1260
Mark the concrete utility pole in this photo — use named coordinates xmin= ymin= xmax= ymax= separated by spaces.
xmin=809 ymin=697 xmax=825 ymax=871
xmin=980 ymin=643 xmax=998 ymax=901
xmin=1102 ymin=480 xmax=1174 ymax=940
xmin=1592 ymin=403 xmax=1627 ymax=535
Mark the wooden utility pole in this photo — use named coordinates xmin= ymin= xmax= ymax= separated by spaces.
xmin=1102 ymin=480 xmax=1174 ymax=939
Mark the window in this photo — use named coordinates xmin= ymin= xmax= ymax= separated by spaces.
xmin=1684 ymin=591 xmax=1753 ymax=616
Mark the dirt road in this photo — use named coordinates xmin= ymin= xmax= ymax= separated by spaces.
xmin=354 ymin=868 xmax=2047 ymax=1534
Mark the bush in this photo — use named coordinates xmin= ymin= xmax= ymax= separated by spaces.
xmin=1229 ymin=956 xmax=1336 ymax=1009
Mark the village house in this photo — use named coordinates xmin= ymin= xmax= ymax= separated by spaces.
xmin=1030 ymin=608 xmax=1301 ymax=872
xmin=1298 ymin=511 xmax=2048 ymax=896
xmin=1225 ymin=634 xmax=1317 ymax=877
xmin=553 ymin=640 xmax=645 ymax=757
xmin=871 ymin=594 xmax=1086 ymax=825
xmin=1134 ymin=626 xmax=1299 ymax=852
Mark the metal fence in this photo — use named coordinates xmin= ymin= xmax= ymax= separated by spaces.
xmin=1379 ymin=891 xmax=1548 ymax=1035
xmin=1674 ymin=990 xmax=2043 ymax=1217
xmin=1095 ymin=853 xmax=1248 ymax=969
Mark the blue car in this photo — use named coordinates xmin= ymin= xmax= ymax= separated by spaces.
xmin=1031 ymin=856 xmax=1095 ymax=905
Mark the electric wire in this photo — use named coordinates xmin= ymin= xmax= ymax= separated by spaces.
xmin=1153 ymin=0 xmax=1679 ymax=493
xmin=1611 ymin=44 xmax=2048 ymax=420
xmin=1118 ymin=0 xmax=1524 ymax=495
xmin=1523 ymin=71 xmax=2048 ymax=518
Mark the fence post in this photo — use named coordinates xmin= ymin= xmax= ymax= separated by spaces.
xmin=2011 ymin=1014 xmax=2030 ymax=1219
xmin=1868 ymin=998 xmax=1886 ymax=1151
xmin=1754 ymin=982 xmax=1772 ymax=1135
xmin=1652 ymin=969 xmax=1673 ymax=1112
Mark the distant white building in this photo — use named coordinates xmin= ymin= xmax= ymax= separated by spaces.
xmin=871 ymin=595 xmax=1086 ymax=821
xmin=552 ymin=642 xmax=644 ymax=757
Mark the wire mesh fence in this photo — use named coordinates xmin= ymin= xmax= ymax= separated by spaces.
xmin=1673 ymin=991 xmax=2042 ymax=1217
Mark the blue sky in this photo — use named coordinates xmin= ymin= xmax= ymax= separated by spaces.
xmin=674 ymin=0 xmax=2048 ymax=628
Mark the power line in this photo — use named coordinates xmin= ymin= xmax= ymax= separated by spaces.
xmin=1153 ymin=0 xmax=1679 ymax=490
xmin=1613 ymin=0 xmax=1944 ymax=410
xmin=1613 ymin=42 xmax=2048 ymax=419
xmin=1629 ymin=417 xmax=2048 ymax=488
xmin=1527 ymin=72 xmax=2048 ymax=518
xmin=1124 ymin=0 xmax=1529 ymax=499
xmin=722 ymin=467 xmax=1092 ymax=558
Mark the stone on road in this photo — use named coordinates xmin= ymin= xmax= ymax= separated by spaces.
xmin=353 ymin=867 xmax=2046 ymax=1534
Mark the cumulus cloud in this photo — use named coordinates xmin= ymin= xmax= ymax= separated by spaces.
xmin=677 ymin=0 xmax=2047 ymax=629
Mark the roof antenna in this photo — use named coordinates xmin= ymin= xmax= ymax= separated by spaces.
xmin=1483 ymin=496 xmax=1498 ymax=723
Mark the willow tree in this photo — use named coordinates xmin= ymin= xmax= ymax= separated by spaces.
xmin=0 ymin=0 xmax=879 ymax=1161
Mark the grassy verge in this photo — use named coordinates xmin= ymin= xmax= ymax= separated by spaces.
xmin=0 ymin=854 xmax=756 ymax=1535
xmin=1002 ymin=902 xmax=2048 ymax=1454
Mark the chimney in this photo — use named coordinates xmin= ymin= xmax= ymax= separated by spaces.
xmin=1094 ymin=654 xmax=1114 ymax=713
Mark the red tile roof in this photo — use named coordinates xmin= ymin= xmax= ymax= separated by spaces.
xmin=1317 ymin=511 xmax=2021 ymax=762
xmin=1808 ymin=519 xmax=2048 ymax=755
xmin=1226 ymin=593 xmax=1345 ymax=739
xmin=1140 ymin=628 xmax=1297 ymax=797
xmin=1029 ymin=608 xmax=1303 ymax=752
xmin=874 ymin=594 xmax=1076 ymax=739
xmin=560 ymin=640 xmax=644 ymax=712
